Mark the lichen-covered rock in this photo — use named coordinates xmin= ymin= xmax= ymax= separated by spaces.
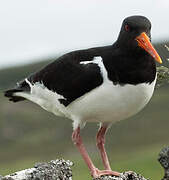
xmin=1 ymin=159 xmax=73 ymax=180
xmin=93 ymin=171 xmax=148 ymax=180
xmin=158 ymin=146 xmax=169 ymax=180
xmin=156 ymin=66 xmax=169 ymax=89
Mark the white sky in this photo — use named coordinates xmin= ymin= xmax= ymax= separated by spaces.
xmin=0 ymin=0 xmax=169 ymax=68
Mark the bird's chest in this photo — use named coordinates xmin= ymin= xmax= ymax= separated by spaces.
xmin=68 ymin=77 xmax=156 ymax=123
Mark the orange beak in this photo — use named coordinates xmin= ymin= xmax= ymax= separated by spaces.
xmin=135 ymin=32 xmax=162 ymax=64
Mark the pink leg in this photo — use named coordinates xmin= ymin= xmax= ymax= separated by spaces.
xmin=72 ymin=127 xmax=120 ymax=178
xmin=96 ymin=125 xmax=111 ymax=170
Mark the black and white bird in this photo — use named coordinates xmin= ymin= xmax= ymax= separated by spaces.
xmin=4 ymin=16 xmax=162 ymax=178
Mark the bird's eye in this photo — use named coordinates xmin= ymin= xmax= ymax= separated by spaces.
xmin=125 ymin=24 xmax=130 ymax=32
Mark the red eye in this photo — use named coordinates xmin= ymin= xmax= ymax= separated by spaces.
xmin=125 ymin=25 xmax=130 ymax=32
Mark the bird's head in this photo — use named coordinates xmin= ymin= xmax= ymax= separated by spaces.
xmin=117 ymin=15 xmax=162 ymax=64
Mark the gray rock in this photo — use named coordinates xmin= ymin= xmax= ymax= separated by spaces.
xmin=158 ymin=146 xmax=169 ymax=180
xmin=93 ymin=171 xmax=148 ymax=180
xmin=2 ymin=159 xmax=73 ymax=180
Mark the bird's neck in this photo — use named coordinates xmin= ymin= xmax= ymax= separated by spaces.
xmin=104 ymin=45 xmax=157 ymax=85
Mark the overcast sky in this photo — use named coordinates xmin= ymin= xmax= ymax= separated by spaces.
xmin=0 ymin=0 xmax=169 ymax=68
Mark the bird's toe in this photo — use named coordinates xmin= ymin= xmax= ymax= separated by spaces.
xmin=92 ymin=168 xmax=120 ymax=178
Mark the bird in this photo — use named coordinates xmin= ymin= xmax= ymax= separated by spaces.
xmin=4 ymin=15 xmax=162 ymax=178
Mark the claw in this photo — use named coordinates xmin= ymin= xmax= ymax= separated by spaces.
xmin=92 ymin=168 xmax=120 ymax=178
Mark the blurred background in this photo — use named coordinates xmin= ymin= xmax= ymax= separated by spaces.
xmin=0 ymin=0 xmax=169 ymax=179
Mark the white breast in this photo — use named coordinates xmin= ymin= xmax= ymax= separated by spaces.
xmin=67 ymin=57 xmax=156 ymax=129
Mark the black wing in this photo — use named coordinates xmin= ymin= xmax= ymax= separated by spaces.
xmin=5 ymin=46 xmax=113 ymax=105
xmin=28 ymin=50 xmax=104 ymax=106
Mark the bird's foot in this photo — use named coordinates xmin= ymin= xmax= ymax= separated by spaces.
xmin=92 ymin=168 xmax=120 ymax=179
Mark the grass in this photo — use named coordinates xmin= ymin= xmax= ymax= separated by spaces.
xmin=72 ymin=143 xmax=165 ymax=180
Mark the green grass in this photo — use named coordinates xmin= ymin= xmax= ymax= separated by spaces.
xmin=71 ymin=144 xmax=164 ymax=180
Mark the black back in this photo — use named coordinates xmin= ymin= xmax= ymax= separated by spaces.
xmin=24 ymin=43 xmax=156 ymax=106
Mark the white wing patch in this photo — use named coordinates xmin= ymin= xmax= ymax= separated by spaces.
xmin=80 ymin=56 xmax=109 ymax=82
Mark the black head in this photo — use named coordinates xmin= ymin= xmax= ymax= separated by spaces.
xmin=117 ymin=15 xmax=162 ymax=64
xmin=117 ymin=16 xmax=151 ymax=47
xmin=123 ymin=16 xmax=151 ymax=33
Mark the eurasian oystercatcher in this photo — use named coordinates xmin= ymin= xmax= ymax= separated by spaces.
xmin=4 ymin=15 xmax=162 ymax=178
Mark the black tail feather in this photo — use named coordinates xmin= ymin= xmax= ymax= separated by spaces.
xmin=4 ymin=79 xmax=31 ymax=103
xmin=4 ymin=89 xmax=26 ymax=102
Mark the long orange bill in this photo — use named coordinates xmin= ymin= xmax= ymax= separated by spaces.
xmin=135 ymin=32 xmax=162 ymax=64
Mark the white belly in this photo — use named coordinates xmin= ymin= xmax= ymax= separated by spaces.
xmin=67 ymin=78 xmax=156 ymax=125
xmin=67 ymin=57 xmax=156 ymax=128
